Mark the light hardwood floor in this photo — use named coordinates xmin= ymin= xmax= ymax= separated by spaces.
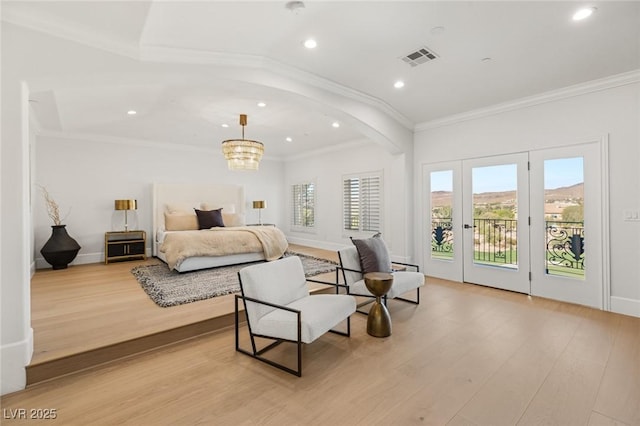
xmin=4 ymin=246 xmax=639 ymax=425
xmin=28 ymin=244 xmax=337 ymax=365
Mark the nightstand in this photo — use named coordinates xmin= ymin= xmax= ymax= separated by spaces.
xmin=105 ymin=230 xmax=146 ymax=264
xmin=246 ymin=223 xmax=276 ymax=227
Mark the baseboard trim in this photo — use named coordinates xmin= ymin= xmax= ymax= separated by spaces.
xmin=1 ymin=328 xmax=33 ymax=395
xmin=287 ymin=236 xmax=345 ymax=252
xmin=610 ymin=296 xmax=640 ymax=318
xmin=34 ymin=248 xmax=153 ymax=270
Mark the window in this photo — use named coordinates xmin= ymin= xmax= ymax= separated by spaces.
xmin=343 ymin=172 xmax=382 ymax=233
xmin=291 ymin=182 xmax=315 ymax=231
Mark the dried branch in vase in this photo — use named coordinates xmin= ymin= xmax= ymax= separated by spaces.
xmin=38 ymin=185 xmax=69 ymax=225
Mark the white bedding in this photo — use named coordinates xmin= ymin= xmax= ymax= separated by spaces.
xmin=152 ymin=183 xmax=288 ymax=272
xmin=160 ymin=226 xmax=287 ymax=270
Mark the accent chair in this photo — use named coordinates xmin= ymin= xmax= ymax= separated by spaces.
xmin=337 ymin=246 xmax=424 ymax=312
xmin=235 ymin=255 xmax=356 ymax=377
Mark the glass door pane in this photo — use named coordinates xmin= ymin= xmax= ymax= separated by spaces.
xmin=471 ymin=163 xmax=519 ymax=269
xmin=430 ymin=170 xmax=454 ymax=260
xmin=463 ymin=153 xmax=529 ymax=294
xmin=544 ymin=157 xmax=585 ymax=279
xmin=423 ymin=162 xmax=463 ymax=283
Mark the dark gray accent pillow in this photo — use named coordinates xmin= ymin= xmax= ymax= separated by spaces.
xmin=351 ymin=233 xmax=392 ymax=273
xmin=194 ymin=208 xmax=225 ymax=229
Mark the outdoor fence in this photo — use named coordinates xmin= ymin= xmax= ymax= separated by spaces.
xmin=430 ymin=217 xmax=585 ymax=277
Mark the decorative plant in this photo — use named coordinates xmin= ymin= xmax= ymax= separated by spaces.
xmin=39 ymin=185 xmax=69 ymax=226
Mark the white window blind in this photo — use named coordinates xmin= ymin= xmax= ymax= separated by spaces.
xmin=343 ymin=173 xmax=382 ymax=233
xmin=291 ymin=182 xmax=315 ymax=229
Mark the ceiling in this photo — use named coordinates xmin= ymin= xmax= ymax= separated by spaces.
xmin=4 ymin=1 xmax=640 ymax=159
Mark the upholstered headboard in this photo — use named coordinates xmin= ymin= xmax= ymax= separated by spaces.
xmin=152 ymin=183 xmax=246 ymax=256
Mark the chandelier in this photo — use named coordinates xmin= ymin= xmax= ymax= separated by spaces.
xmin=221 ymin=114 xmax=264 ymax=171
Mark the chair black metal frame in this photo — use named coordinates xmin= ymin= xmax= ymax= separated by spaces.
xmin=336 ymin=252 xmax=421 ymax=314
xmin=235 ymin=273 xmax=351 ymax=377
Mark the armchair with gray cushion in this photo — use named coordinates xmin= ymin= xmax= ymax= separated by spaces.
xmin=337 ymin=234 xmax=424 ymax=310
xmin=235 ymin=255 xmax=356 ymax=377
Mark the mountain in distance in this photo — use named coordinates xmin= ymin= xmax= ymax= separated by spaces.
xmin=431 ymin=183 xmax=584 ymax=206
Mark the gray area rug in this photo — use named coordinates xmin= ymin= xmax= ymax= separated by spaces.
xmin=131 ymin=252 xmax=338 ymax=308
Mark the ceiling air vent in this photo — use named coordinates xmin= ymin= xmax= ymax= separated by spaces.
xmin=400 ymin=46 xmax=439 ymax=67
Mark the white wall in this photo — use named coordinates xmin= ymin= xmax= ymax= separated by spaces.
xmin=34 ymin=134 xmax=285 ymax=267
xmin=1 ymin=79 xmax=33 ymax=395
xmin=284 ymin=141 xmax=414 ymax=262
xmin=414 ymin=81 xmax=640 ymax=317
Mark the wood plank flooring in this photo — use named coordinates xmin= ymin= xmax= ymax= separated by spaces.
xmin=4 ymin=246 xmax=639 ymax=425
xmin=26 ymin=244 xmax=336 ymax=383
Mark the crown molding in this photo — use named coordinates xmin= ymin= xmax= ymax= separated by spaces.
xmin=37 ymin=129 xmax=282 ymax=162
xmin=263 ymin=58 xmax=414 ymax=130
xmin=140 ymin=45 xmax=265 ymax=69
xmin=2 ymin=7 xmax=139 ymax=60
xmin=38 ymin=130 xmax=216 ymax=154
xmin=282 ymin=139 xmax=371 ymax=162
xmin=140 ymin=45 xmax=414 ymax=130
xmin=415 ymin=69 xmax=640 ymax=132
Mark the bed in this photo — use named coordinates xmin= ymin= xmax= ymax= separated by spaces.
xmin=152 ymin=183 xmax=288 ymax=272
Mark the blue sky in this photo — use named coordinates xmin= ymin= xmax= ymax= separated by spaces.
xmin=544 ymin=157 xmax=584 ymax=190
xmin=430 ymin=157 xmax=584 ymax=194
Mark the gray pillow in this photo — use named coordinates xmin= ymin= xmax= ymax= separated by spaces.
xmin=351 ymin=233 xmax=392 ymax=273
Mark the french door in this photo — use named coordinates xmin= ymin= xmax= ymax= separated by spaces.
xmin=462 ymin=153 xmax=530 ymax=293
xmin=423 ymin=162 xmax=463 ymax=282
xmin=423 ymin=142 xmax=605 ymax=308
xmin=529 ymin=143 xmax=603 ymax=308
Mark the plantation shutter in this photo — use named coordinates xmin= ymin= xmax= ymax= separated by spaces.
xmin=343 ymin=178 xmax=360 ymax=231
xmin=343 ymin=173 xmax=382 ymax=233
xmin=291 ymin=182 xmax=315 ymax=229
xmin=360 ymin=176 xmax=381 ymax=232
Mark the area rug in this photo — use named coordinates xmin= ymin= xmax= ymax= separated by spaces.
xmin=131 ymin=252 xmax=338 ymax=308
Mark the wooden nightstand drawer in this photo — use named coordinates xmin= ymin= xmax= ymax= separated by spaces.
xmin=105 ymin=231 xmax=146 ymax=264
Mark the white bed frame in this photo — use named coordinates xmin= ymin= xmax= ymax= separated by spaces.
xmin=152 ymin=183 xmax=265 ymax=272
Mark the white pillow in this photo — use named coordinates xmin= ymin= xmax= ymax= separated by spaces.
xmin=165 ymin=202 xmax=197 ymax=214
xmin=223 ymin=212 xmax=246 ymax=227
xmin=164 ymin=213 xmax=199 ymax=231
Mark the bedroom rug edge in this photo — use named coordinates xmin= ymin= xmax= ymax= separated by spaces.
xmin=131 ymin=252 xmax=338 ymax=308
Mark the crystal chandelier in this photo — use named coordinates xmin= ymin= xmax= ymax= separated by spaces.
xmin=221 ymin=114 xmax=264 ymax=171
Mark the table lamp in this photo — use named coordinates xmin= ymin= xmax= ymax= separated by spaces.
xmin=114 ymin=199 xmax=137 ymax=231
xmin=252 ymin=200 xmax=266 ymax=225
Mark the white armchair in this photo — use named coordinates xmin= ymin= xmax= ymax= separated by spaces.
xmin=235 ymin=256 xmax=356 ymax=377
xmin=338 ymin=245 xmax=424 ymax=309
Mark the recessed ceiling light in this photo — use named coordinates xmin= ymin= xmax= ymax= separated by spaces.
xmin=394 ymin=80 xmax=405 ymax=89
xmin=221 ymin=124 xmax=229 ymax=128
xmin=572 ymin=7 xmax=596 ymax=21
xmin=257 ymin=102 xmax=266 ymax=107
xmin=286 ymin=137 xmax=293 ymax=142
xmin=127 ymin=110 xmax=137 ymax=115
xmin=332 ymin=121 xmax=340 ymax=128
xmin=304 ymin=38 xmax=317 ymax=49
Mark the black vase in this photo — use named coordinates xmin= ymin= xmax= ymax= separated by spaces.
xmin=41 ymin=225 xmax=81 ymax=270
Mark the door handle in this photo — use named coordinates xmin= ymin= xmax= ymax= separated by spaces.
xmin=464 ymin=224 xmax=475 ymax=229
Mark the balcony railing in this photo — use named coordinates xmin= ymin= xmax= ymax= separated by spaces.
xmin=473 ymin=218 xmax=518 ymax=266
xmin=431 ymin=218 xmax=454 ymax=259
xmin=545 ymin=220 xmax=584 ymax=277
xmin=430 ymin=218 xmax=585 ymax=277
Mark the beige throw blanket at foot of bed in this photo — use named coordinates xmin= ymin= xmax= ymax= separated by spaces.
xmin=160 ymin=226 xmax=289 ymax=270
